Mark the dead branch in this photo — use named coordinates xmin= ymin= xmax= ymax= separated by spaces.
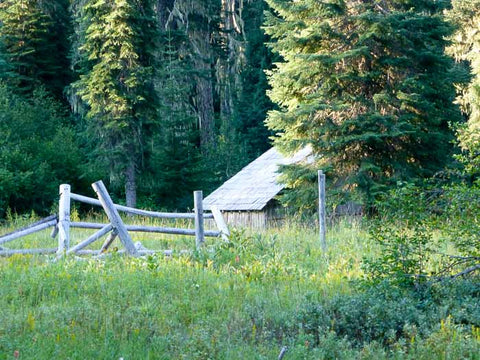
xmin=450 ymin=264 xmax=480 ymax=279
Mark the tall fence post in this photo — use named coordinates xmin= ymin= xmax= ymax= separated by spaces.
xmin=57 ymin=184 xmax=71 ymax=255
xmin=318 ymin=170 xmax=327 ymax=252
xmin=194 ymin=190 xmax=205 ymax=249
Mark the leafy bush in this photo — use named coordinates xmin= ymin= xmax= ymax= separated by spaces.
xmin=296 ymin=280 xmax=480 ymax=347
xmin=363 ymin=182 xmax=480 ymax=285
xmin=0 ymin=84 xmax=87 ymax=217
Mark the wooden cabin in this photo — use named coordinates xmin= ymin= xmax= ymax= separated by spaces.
xmin=203 ymin=147 xmax=311 ymax=229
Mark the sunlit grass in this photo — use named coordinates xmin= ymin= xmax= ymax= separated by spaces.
xmin=0 ymin=217 xmax=478 ymax=359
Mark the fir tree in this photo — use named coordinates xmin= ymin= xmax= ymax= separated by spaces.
xmin=73 ymin=0 xmax=159 ymax=207
xmin=39 ymin=0 xmax=73 ymax=99
xmin=0 ymin=0 xmax=59 ymax=95
xmin=140 ymin=29 xmax=204 ymax=209
xmin=265 ymin=0 xmax=464 ymax=206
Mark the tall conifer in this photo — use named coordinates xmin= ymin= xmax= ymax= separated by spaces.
xmin=135 ymin=25 xmax=204 ymax=209
xmin=74 ymin=0 xmax=159 ymax=207
xmin=265 ymin=0 xmax=463 ymax=205
xmin=0 ymin=0 xmax=57 ymax=95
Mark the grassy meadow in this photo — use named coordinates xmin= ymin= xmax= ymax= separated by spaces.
xmin=0 ymin=215 xmax=479 ymax=359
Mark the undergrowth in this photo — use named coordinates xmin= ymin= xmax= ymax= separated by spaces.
xmin=0 ymin=217 xmax=478 ymax=359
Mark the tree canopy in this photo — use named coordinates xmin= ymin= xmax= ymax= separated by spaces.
xmin=265 ymin=0 xmax=464 ymax=205
xmin=0 ymin=0 xmax=478 ymax=214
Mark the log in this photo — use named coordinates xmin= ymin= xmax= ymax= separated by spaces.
xmin=66 ymin=224 xmax=113 ymax=254
xmin=70 ymin=192 xmax=214 ymax=219
xmin=0 ymin=247 xmax=174 ymax=257
xmin=117 ymin=249 xmax=174 ymax=256
xmin=211 ymin=206 xmax=230 ymax=242
xmin=70 ymin=222 xmax=221 ymax=237
xmin=318 ymin=170 xmax=327 ymax=252
xmin=100 ymin=229 xmax=118 ymax=253
xmin=58 ymin=184 xmax=71 ymax=254
xmin=0 ymin=248 xmax=57 ymax=256
xmin=92 ymin=181 xmax=138 ymax=256
xmin=0 ymin=220 xmax=57 ymax=246
xmin=0 ymin=215 xmax=57 ymax=241
xmin=194 ymin=191 xmax=205 ymax=249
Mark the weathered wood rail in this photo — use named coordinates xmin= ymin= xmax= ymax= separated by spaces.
xmin=0 ymin=180 xmax=230 ymax=257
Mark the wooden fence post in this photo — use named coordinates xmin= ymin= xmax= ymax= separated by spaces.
xmin=318 ymin=170 xmax=327 ymax=252
xmin=57 ymin=184 xmax=71 ymax=255
xmin=194 ymin=191 xmax=205 ymax=249
xmin=91 ymin=181 xmax=139 ymax=257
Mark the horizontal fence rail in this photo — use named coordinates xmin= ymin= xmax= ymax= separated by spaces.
xmin=0 ymin=215 xmax=57 ymax=239
xmin=70 ymin=193 xmax=214 ymax=220
xmin=70 ymin=222 xmax=221 ymax=237
xmin=0 ymin=248 xmax=57 ymax=256
xmin=0 ymin=219 xmax=57 ymax=246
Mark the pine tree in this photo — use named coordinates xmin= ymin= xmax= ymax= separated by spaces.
xmin=74 ymin=0 xmax=159 ymax=207
xmin=164 ymin=0 xmax=222 ymax=152
xmin=0 ymin=0 xmax=58 ymax=95
xmin=39 ymin=0 xmax=73 ymax=99
xmin=213 ymin=0 xmax=276 ymax=180
xmin=446 ymin=0 xmax=480 ymax=177
xmin=187 ymin=0 xmax=221 ymax=152
xmin=265 ymin=0 xmax=463 ymax=206
xmin=140 ymin=28 xmax=204 ymax=209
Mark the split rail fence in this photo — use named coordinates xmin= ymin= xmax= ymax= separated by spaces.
xmin=0 ymin=180 xmax=230 ymax=257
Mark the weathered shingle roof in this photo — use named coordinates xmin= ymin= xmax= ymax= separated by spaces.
xmin=203 ymin=147 xmax=312 ymax=211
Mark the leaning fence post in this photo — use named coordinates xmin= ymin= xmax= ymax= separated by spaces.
xmin=211 ymin=206 xmax=230 ymax=242
xmin=91 ymin=181 xmax=139 ymax=257
xmin=194 ymin=191 xmax=205 ymax=249
xmin=57 ymin=184 xmax=71 ymax=255
xmin=318 ymin=170 xmax=327 ymax=252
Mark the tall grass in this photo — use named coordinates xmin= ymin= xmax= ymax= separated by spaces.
xmin=0 ymin=217 xmax=478 ymax=359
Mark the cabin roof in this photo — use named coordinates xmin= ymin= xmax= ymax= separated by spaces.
xmin=203 ymin=147 xmax=312 ymax=211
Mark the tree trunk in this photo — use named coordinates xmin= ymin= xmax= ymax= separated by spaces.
xmin=194 ymin=60 xmax=216 ymax=150
xmin=125 ymin=159 xmax=137 ymax=208
xmin=218 ymin=0 xmax=244 ymax=129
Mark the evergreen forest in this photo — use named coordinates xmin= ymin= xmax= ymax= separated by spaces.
xmin=0 ymin=0 xmax=275 ymax=215
xmin=0 ymin=0 xmax=479 ymax=216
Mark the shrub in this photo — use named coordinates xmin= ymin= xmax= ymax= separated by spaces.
xmin=363 ymin=182 xmax=480 ymax=285
xmin=0 ymin=84 xmax=86 ymax=216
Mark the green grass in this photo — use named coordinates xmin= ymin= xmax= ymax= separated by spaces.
xmin=0 ymin=217 xmax=479 ymax=359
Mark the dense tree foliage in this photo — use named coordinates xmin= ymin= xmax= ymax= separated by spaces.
xmin=0 ymin=0 xmax=479 ymax=215
xmin=140 ymin=28 xmax=204 ymax=209
xmin=0 ymin=0 xmax=68 ymax=97
xmin=0 ymin=84 xmax=84 ymax=216
xmin=234 ymin=0 xmax=275 ymax=159
xmin=265 ymin=0 xmax=464 ymax=206
xmin=73 ymin=0 xmax=159 ymax=207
